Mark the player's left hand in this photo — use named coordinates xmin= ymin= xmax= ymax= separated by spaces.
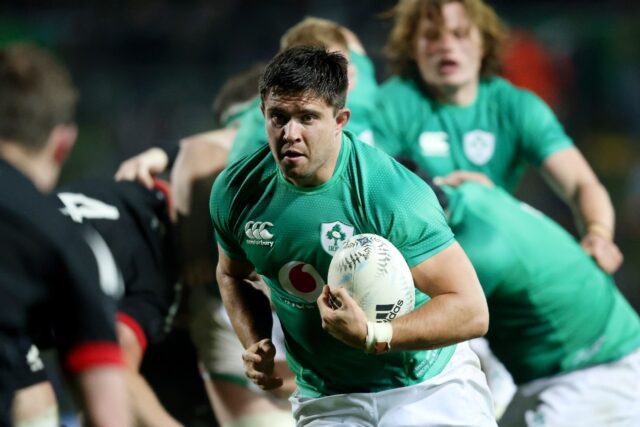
xmin=580 ymin=233 xmax=623 ymax=274
xmin=317 ymin=285 xmax=368 ymax=350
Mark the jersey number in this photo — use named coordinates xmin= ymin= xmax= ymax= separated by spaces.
xmin=58 ymin=193 xmax=120 ymax=223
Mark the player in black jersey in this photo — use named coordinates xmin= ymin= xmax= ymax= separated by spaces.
xmin=0 ymin=43 xmax=129 ymax=426
xmin=54 ymin=179 xmax=183 ymax=427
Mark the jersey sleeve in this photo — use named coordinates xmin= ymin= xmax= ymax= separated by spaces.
xmin=368 ymin=158 xmax=454 ymax=267
xmin=209 ymin=170 xmax=247 ymax=261
xmin=515 ymin=89 xmax=574 ymax=166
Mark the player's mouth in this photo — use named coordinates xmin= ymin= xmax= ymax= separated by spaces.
xmin=281 ymin=149 xmax=306 ymax=163
xmin=437 ymin=58 xmax=459 ymax=75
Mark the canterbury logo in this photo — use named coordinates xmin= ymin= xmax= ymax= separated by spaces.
xmin=245 ymin=221 xmax=274 ymax=246
xmin=375 ymin=300 xmax=404 ymax=321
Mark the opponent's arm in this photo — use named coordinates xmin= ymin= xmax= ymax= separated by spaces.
xmin=541 ymin=147 xmax=622 ymax=273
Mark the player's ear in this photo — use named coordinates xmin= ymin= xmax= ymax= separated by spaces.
xmin=49 ymin=123 xmax=78 ymax=166
xmin=335 ymin=107 xmax=351 ymax=131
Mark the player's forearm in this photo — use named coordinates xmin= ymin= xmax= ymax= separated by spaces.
xmin=126 ymin=370 xmax=183 ymax=427
xmin=573 ymin=181 xmax=615 ymax=237
xmin=389 ymin=291 xmax=489 ymax=351
xmin=77 ymin=366 xmax=130 ymax=427
xmin=217 ymin=270 xmax=274 ymax=349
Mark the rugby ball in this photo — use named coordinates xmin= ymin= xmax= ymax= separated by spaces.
xmin=327 ymin=234 xmax=415 ymax=322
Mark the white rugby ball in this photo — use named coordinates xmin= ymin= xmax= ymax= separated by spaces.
xmin=327 ymin=234 xmax=415 ymax=322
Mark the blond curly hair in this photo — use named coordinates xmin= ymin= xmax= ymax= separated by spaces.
xmin=384 ymin=0 xmax=507 ymax=78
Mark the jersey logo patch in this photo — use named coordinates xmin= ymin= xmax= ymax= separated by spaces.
xmin=463 ymin=130 xmax=495 ymax=165
xmin=320 ymin=221 xmax=354 ymax=255
xmin=244 ymin=221 xmax=274 ymax=247
xmin=419 ymin=132 xmax=450 ymax=156
xmin=278 ymin=262 xmax=324 ymax=302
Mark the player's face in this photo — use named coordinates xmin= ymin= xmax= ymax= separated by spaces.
xmin=413 ymin=2 xmax=483 ymax=97
xmin=262 ymin=92 xmax=350 ymax=187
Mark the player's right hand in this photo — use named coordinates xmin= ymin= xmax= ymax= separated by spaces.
xmin=114 ymin=147 xmax=169 ymax=189
xmin=242 ymin=338 xmax=283 ymax=391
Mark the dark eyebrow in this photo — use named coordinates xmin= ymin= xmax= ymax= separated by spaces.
xmin=266 ymin=106 xmax=287 ymax=116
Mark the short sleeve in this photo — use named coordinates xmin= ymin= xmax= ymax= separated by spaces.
xmin=516 ymin=90 xmax=573 ymax=166
xmin=209 ymin=171 xmax=247 ymax=261
xmin=368 ymin=158 xmax=454 ymax=267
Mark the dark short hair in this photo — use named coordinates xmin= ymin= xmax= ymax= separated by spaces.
xmin=212 ymin=62 xmax=265 ymax=128
xmin=0 ymin=43 xmax=78 ymax=151
xmin=259 ymin=45 xmax=348 ymax=111
xmin=395 ymin=157 xmax=449 ymax=211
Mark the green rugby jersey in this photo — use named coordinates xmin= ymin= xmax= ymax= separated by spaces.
xmin=445 ymin=182 xmax=640 ymax=384
xmin=228 ymin=49 xmax=379 ymax=164
xmin=373 ymin=76 xmax=573 ymax=192
xmin=211 ymin=131 xmax=456 ymax=397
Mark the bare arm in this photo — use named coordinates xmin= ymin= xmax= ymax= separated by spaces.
xmin=390 ymin=242 xmax=488 ymax=349
xmin=216 ymin=247 xmax=282 ymax=390
xmin=76 ymin=366 xmax=131 ymax=427
xmin=170 ymin=128 xmax=236 ymax=216
xmin=116 ymin=323 xmax=183 ymax=427
xmin=319 ymin=242 xmax=488 ymax=351
xmin=541 ymin=147 xmax=622 ymax=273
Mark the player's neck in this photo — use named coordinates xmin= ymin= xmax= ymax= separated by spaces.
xmin=432 ymin=80 xmax=478 ymax=106
xmin=0 ymin=143 xmax=57 ymax=192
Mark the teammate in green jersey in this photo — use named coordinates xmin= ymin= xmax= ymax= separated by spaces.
xmin=211 ymin=45 xmax=496 ymax=426
xmin=374 ymin=0 xmax=622 ymax=275
xmin=227 ymin=17 xmax=378 ymax=164
xmin=401 ymin=160 xmax=640 ymax=426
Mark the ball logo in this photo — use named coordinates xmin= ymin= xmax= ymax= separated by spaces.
xmin=278 ymin=261 xmax=324 ymax=302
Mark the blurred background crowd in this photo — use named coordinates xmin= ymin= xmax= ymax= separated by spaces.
xmin=1 ymin=0 xmax=639 ymax=424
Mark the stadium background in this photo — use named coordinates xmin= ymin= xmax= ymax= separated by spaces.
xmin=2 ymin=1 xmax=639 ymax=425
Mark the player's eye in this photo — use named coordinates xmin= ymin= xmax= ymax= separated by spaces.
xmin=422 ymin=29 xmax=440 ymax=41
xmin=301 ymin=114 xmax=315 ymax=124
xmin=271 ymin=114 xmax=288 ymax=127
xmin=453 ymin=27 xmax=471 ymax=39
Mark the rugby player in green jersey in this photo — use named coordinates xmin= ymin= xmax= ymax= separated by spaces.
xmin=374 ymin=0 xmax=622 ymax=275
xmin=210 ymin=45 xmax=496 ymax=426
xmin=227 ymin=16 xmax=379 ymax=164
xmin=401 ymin=160 xmax=640 ymax=427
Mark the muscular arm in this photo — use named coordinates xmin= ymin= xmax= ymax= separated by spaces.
xmin=541 ymin=147 xmax=622 ymax=272
xmin=319 ymin=242 xmax=488 ymax=351
xmin=216 ymin=247 xmax=273 ymax=349
xmin=389 ymin=242 xmax=488 ymax=350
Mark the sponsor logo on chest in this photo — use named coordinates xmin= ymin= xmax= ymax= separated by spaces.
xmin=244 ymin=220 xmax=274 ymax=247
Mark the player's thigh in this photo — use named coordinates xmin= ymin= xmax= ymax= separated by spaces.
xmin=500 ymin=349 xmax=640 ymax=427
xmin=378 ymin=342 xmax=496 ymax=427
